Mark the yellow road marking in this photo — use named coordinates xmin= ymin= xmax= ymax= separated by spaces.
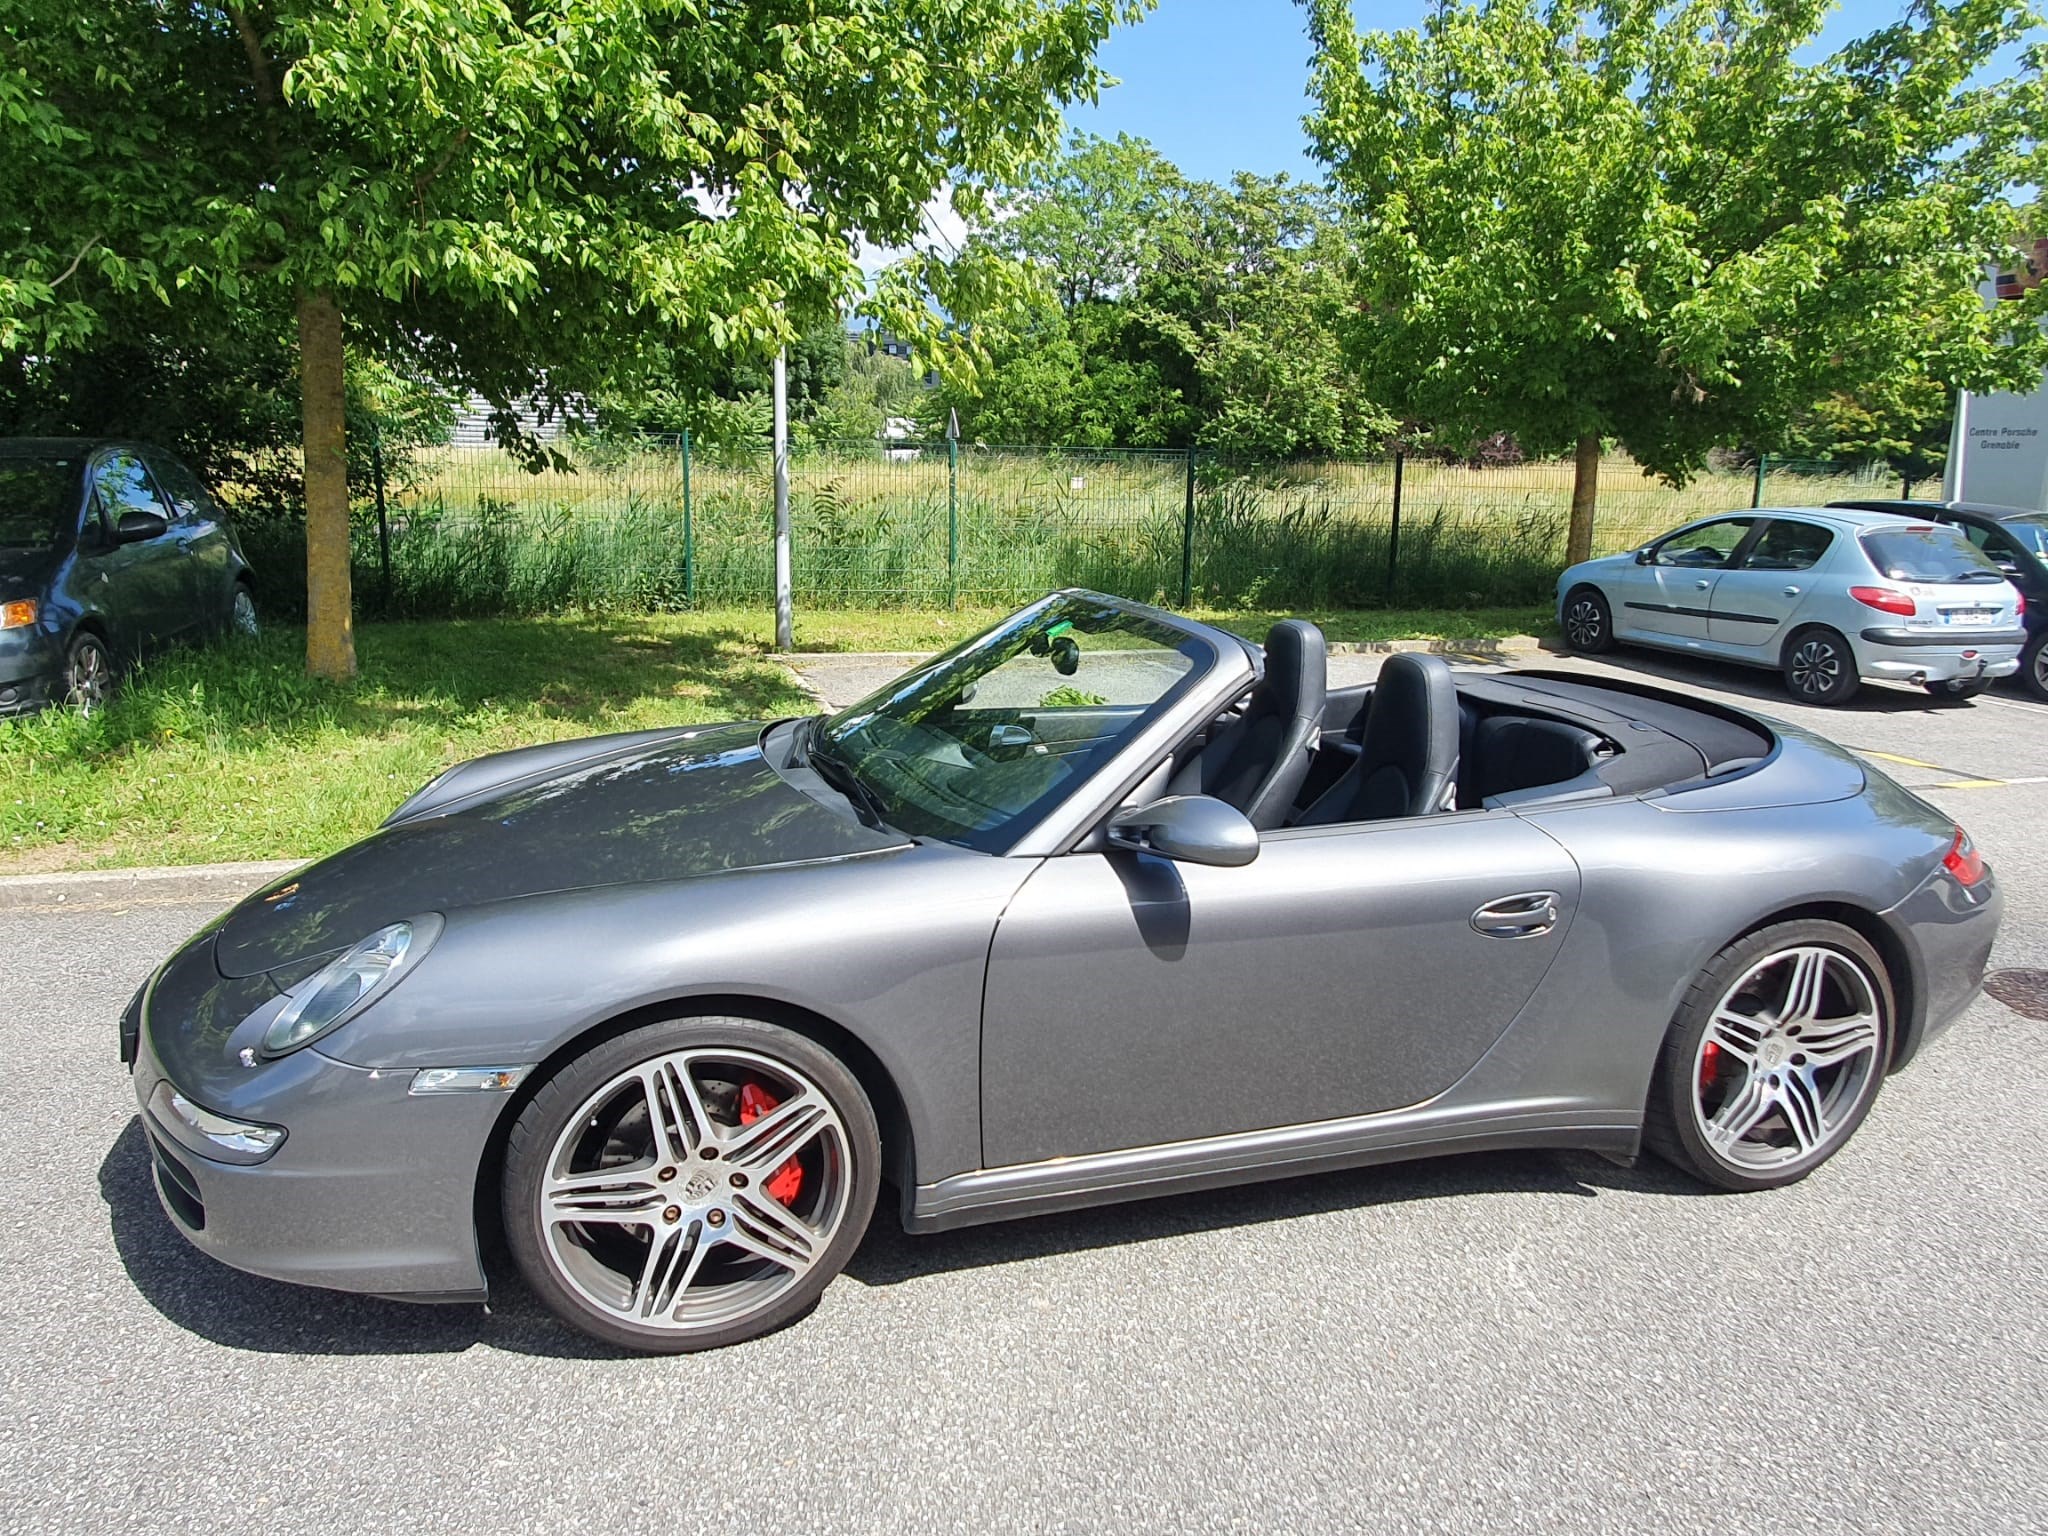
xmin=1857 ymin=749 xmax=1943 ymax=770
xmin=1926 ymin=778 xmax=2008 ymax=790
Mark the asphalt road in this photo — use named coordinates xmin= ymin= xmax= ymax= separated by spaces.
xmin=2 ymin=647 xmax=2043 ymax=1535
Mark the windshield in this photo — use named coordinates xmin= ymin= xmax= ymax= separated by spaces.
xmin=1858 ymin=525 xmax=2005 ymax=584
xmin=1999 ymin=515 xmax=2048 ymax=558
xmin=814 ymin=593 xmax=1215 ymax=852
xmin=0 ymin=456 xmax=83 ymax=549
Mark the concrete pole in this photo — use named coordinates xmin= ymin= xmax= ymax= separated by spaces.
xmin=773 ymin=347 xmax=792 ymax=650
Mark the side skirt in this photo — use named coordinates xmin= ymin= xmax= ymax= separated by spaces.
xmin=903 ymin=1101 xmax=1640 ymax=1233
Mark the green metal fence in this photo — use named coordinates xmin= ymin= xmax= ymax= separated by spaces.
xmin=261 ymin=437 xmax=1924 ymax=621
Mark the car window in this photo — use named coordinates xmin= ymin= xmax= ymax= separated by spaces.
xmin=1740 ymin=519 xmax=1834 ymax=572
xmin=92 ymin=452 xmax=173 ymax=528
xmin=0 ymin=455 xmax=85 ymax=550
xmin=1652 ymin=518 xmax=1754 ymax=568
xmin=146 ymin=453 xmax=212 ymax=525
xmin=1857 ymin=524 xmax=2005 ymax=584
xmin=1993 ymin=514 xmax=2048 ymax=559
xmin=816 ymin=594 xmax=1211 ymax=854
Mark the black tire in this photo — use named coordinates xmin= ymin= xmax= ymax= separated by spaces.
xmin=228 ymin=581 xmax=259 ymax=639
xmin=1924 ymin=677 xmax=1989 ymax=703
xmin=63 ymin=631 xmax=115 ymax=714
xmin=1781 ymin=625 xmax=1860 ymax=705
xmin=503 ymin=1015 xmax=881 ymax=1353
xmin=1643 ymin=919 xmax=1894 ymax=1192
xmin=1561 ymin=585 xmax=1616 ymax=654
xmin=2020 ymin=631 xmax=2048 ymax=703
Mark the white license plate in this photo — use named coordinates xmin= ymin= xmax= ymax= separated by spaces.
xmin=1940 ymin=608 xmax=1998 ymax=626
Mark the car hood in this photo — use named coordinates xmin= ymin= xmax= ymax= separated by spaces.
xmin=213 ymin=720 xmax=909 ymax=977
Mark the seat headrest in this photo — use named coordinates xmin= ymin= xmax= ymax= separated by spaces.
xmin=1255 ymin=619 xmax=1327 ymax=723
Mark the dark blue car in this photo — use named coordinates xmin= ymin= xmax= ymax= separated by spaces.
xmin=0 ymin=439 xmax=256 ymax=715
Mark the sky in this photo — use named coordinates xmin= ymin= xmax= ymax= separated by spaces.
xmin=1065 ymin=0 xmax=2021 ymax=185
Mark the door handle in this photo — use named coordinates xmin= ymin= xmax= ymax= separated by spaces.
xmin=1471 ymin=891 xmax=1561 ymax=938
xmin=1694 ymin=579 xmax=1712 ymax=589
xmin=1782 ymin=585 xmax=1800 ymax=596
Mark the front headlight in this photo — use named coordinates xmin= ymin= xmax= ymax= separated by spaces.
xmin=261 ymin=917 xmax=438 ymax=1058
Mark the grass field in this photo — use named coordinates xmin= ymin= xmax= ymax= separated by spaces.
xmin=241 ymin=442 xmax=1918 ymax=623
xmin=0 ymin=603 xmax=1549 ymax=873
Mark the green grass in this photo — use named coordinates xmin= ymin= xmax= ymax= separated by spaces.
xmin=0 ymin=603 xmax=1552 ymax=873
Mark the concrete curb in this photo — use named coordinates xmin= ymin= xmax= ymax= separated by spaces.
xmin=0 ymin=858 xmax=304 ymax=912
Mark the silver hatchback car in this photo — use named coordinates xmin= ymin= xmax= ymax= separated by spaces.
xmin=1557 ymin=507 xmax=2026 ymax=703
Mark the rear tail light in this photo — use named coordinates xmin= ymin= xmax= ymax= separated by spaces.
xmin=2017 ymin=593 xmax=2026 ymax=618
xmin=1943 ymin=826 xmax=1986 ymax=887
xmin=1850 ymin=586 xmax=1917 ymax=617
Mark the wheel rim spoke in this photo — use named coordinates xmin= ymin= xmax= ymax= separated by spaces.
xmin=1777 ymin=949 xmax=1828 ymax=1030
xmin=723 ymin=1188 xmax=821 ymax=1274
xmin=638 ymin=1059 xmax=710 ymax=1162
xmin=543 ymin=1166 xmax=662 ymax=1226
xmin=719 ymin=1090 xmax=829 ymax=1174
xmin=1800 ymin=1014 xmax=1880 ymax=1068
xmin=1777 ymin=1070 xmax=1827 ymax=1154
xmin=1706 ymin=1009 xmax=1765 ymax=1063
xmin=1706 ymin=1071 xmax=1773 ymax=1151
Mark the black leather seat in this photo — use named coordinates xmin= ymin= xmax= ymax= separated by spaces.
xmin=1167 ymin=620 xmax=1326 ymax=830
xmin=1296 ymin=652 xmax=1459 ymax=824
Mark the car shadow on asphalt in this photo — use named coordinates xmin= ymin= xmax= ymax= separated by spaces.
xmin=1523 ymin=638 xmax=2008 ymax=714
xmin=101 ymin=1119 xmax=1711 ymax=1358
xmin=843 ymin=1147 xmax=1714 ymax=1288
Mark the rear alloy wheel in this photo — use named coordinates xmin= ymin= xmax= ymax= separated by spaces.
xmin=1645 ymin=920 xmax=1892 ymax=1191
xmin=1924 ymin=677 xmax=1989 ymax=702
xmin=1782 ymin=626 xmax=1860 ymax=705
xmin=2021 ymin=631 xmax=2048 ymax=703
xmin=63 ymin=633 xmax=114 ymax=714
xmin=504 ymin=1017 xmax=880 ymax=1352
xmin=1562 ymin=585 xmax=1615 ymax=654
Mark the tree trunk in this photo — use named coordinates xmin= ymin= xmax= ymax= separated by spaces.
xmin=1566 ymin=432 xmax=1600 ymax=567
xmin=297 ymin=290 xmax=356 ymax=681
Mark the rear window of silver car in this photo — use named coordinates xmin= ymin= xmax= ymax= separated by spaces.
xmin=1857 ymin=525 xmax=2004 ymax=583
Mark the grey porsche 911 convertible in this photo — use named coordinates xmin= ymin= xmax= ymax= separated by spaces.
xmin=124 ymin=591 xmax=2002 ymax=1351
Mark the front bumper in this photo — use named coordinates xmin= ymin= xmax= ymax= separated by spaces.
xmin=1853 ymin=631 xmax=2022 ymax=683
xmin=127 ymin=940 xmax=506 ymax=1301
xmin=0 ymin=634 xmax=60 ymax=715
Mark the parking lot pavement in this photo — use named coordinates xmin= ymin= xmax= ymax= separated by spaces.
xmin=6 ymin=651 xmax=2043 ymax=1535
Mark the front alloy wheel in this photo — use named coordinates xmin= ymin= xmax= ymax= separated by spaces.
xmin=1645 ymin=920 xmax=1892 ymax=1191
xmin=504 ymin=1018 xmax=879 ymax=1352
xmin=230 ymin=585 xmax=259 ymax=638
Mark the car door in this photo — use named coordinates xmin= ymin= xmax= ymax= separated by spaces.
xmin=1952 ymin=516 xmax=2048 ymax=616
xmin=978 ymin=811 xmax=1582 ymax=1167
xmin=81 ymin=451 xmax=189 ymax=652
xmin=144 ymin=450 xmax=232 ymax=629
xmin=1706 ymin=516 xmax=1836 ymax=652
xmin=1621 ymin=517 xmax=1760 ymax=643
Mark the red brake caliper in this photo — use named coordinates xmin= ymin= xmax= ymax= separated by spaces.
xmin=1699 ymin=1040 xmax=1723 ymax=1089
xmin=737 ymin=1082 xmax=804 ymax=1207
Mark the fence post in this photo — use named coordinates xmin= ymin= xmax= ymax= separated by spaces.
xmin=1180 ymin=447 xmax=1197 ymax=607
xmin=1385 ymin=448 xmax=1404 ymax=606
xmin=371 ymin=425 xmax=393 ymax=607
xmin=946 ymin=424 xmax=960 ymax=609
xmin=1752 ymin=453 xmax=1767 ymax=508
xmin=680 ymin=429 xmax=695 ymax=606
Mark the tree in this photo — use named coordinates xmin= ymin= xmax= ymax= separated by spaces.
xmin=940 ymin=135 xmax=1389 ymax=454
xmin=1303 ymin=0 xmax=2048 ymax=562
xmin=1 ymin=1 xmax=1143 ymax=678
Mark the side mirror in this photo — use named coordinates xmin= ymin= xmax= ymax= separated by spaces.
xmin=1107 ymin=795 xmax=1259 ymax=868
xmin=1050 ymin=634 xmax=1080 ymax=675
xmin=1633 ymin=548 xmax=1654 ymax=565
xmin=114 ymin=509 xmax=169 ymax=544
